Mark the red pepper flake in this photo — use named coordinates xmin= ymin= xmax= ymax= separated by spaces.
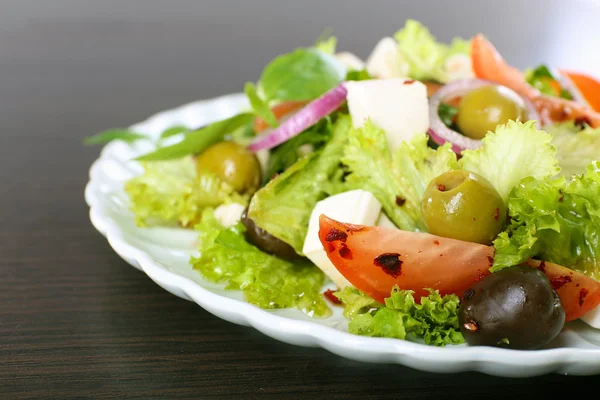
xmin=404 ymin=79 xmax=415 ymax=85
xmin=439 ymin=253 xmax=444 ymax=257
xmin=338 ymin=244 xmax=353 ymax=260
xmin=323 ymin=289 xmax=342 ymax=305
xmin=418 ymin=250 xmax=422 ymax=254
xmin=538 ymin=261 xmax=546 ymax=273
xmin=395 ymin=196 xmax=406 ymax=206
xmin=550 ymin=275 xmax=572 ymax=290
xmin=558 ymin=190 xmax=564 ymax=202
xmin=437 ymin=184 xmax=446 ymax=192
xmin=325 ymin=228 xmax=347 ymax=243
xmin=433 ymin=240 xmax=440 ymax=245
xmin=494 ymin=207 xmax=500 ymax=220
xmin=374 ymin=253 xmax=402 ymax=278
xmin=576 ymin=283 xmax=580 ymax=287
xmin=463 ymin=320 xmax=479 ymax=332
xmin=579 ymin=288 xmax=589 ymax=306
xmin=487 ymin=255 xmax=494 ymax=266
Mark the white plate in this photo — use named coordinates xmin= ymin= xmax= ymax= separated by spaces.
xmin=85 ymin=93 xmax=600 ymax=377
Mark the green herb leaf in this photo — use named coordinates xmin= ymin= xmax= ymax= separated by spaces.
xmin=160 ymin=125 xmax=189 ymax=139
xmin=83 ymin=129 xmax=146 ymax=145
xmin=136 ymin=113 xmax=254 ymax=161
xmin=345 ymin=68 xmax=372 ymax=81
xmin=260 ymin=48 xmax=345 ymax=102
xmin=525 ymin=65 xmax=573 ymax=100
xmin=438 ymin=103 xmax=459 ymax=127
xmin=244 ymin=82 xmax=277 ymax=128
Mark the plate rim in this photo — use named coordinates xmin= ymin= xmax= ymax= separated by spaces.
xmin=85 ymin=93 xmax=600 ymax=377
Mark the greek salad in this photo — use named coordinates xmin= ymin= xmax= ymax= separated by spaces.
xmin=86 ymin=20 xmax=600 ymax=350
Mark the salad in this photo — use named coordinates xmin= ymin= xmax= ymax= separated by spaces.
xmin=87 ymin=20 xmax=600 ymax=350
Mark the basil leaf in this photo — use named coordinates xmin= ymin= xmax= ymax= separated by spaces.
xmin=260 ymin=48 xmax=345 ymax=102
xmin=345 ymin=68 xmax=372 ymax=81
xmin=83 ymin=129 xmax=146 ymax=145
xmin=136 ymin=113 xmax=254 ymax=161
xmin=438 ymin=103 xmax=458 ymax=127
xmin=244 ymin=82 xmax=277 ymax=128
xmin=160 ymin=125 xmax=189 ymax=139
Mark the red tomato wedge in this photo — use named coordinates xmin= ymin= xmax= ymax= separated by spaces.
xmin=525 ymin=260 xmax=600 ymax=322
xmin=318 ymin=215 xmax=600 ymax=322
xmin=252 ymin=101 xmax=308 ymax=133
xmin=559 ymin=69 xmax=600 ymax=113
xmin=318 ymin=215 xmax=494 ymax=303
xmin=470 ymin=34 xmax=600 ymax=127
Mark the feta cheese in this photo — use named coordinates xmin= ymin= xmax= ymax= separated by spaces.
xmin=376 ymin=212 xmax=397 ymax=229
xmin=303 ymin=190 xmax=382 ymax=288
xmin=365 ymin=37 xmax=407 ymax=79
xmin=582 ymin=305 xmax=600 ymax=329
xmin=346 ymin=78 xmax=430 ymax=150
xmin=214 ymin=203 xmax=246 ymax=228
xmin=336 ymin=51 xmax=366 ymax=72
xmin=444 ymin=53 xmax=475 ymax=82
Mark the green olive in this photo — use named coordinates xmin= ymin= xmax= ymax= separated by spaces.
xmin=195 ymin=141 xmax=261 ymax=195
xmin=422 ymin=170 xmax=506 ymax=245
xmin=456 ymin=85 xmax=527 ymax=140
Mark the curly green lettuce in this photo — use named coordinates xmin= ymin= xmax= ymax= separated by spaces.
xmin=247 ymin=115 xmax=351 ymax=254
xmin=394 ymin=19 xmax=471 ymax=83
xmin=459 ymin=120 xmax=560 ymax=203
xmin=335 ymin=286 xmax=464 ymax=346
xmin=191 ymin=208 xmax=330 ymax=316
xmin=493 ymin=161 xmax=600 ymax=280
xmin=125 ymin=157 xmax=246 ymax=227
xmin=342 ymin=120 xmax=458 ymax=231
xmin=545 ymin=121 xmax=600 ymax=178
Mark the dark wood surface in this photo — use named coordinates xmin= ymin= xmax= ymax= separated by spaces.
xmin=2 ymin=1 xmax=599 ymax=398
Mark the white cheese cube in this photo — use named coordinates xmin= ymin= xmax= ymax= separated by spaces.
xmin=376 ymin=212 xmax=397 ymax=229
xmin=346 ymin=79 xmax=430 ymax=151
xmin=365 ymin=37 xmax=407 ymax=79
xmin=214 ymin=203 xmax=246 ymax=228
xmin=336 ymin=51 xmax=366 ymax=72
xmin=303 ymin=190 xmax=382 ymax=288
xmin=582 ymin=305 xmax=600 ymax=329
xmin=444 ymin=53 xmax=475 ymax=82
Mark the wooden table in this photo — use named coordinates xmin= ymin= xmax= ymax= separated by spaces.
xmin=2 ymin=1 xmax=598 ymax=398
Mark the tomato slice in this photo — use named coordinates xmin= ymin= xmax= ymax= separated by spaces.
xmin=525 ymin=260 xmax=600 ymax=322
xmin=252 ymin=101 xmax=308 ymax=133
xmin=470 ymin=34 xmax=539 ymax=99
xmin=559 ymin=69 xmax=600 ymax=113
xmin=318 ymin=215 xmax=600 ymax=322
xmin=318 ymin=215 xmax=494 ymax=303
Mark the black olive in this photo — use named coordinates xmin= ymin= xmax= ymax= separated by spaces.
xmin=459 ymin=266 xmax=565 ymax=350
xmin=240 ymin=208 xmax=303 ymax=261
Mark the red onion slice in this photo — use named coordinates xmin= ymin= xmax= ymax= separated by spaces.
xmin=248 ymin=83 xmax=348 ymax=152
xmin=428 ymin=78 xmax=541 ymax=153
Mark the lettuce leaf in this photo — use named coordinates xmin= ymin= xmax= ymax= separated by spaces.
xmin=335 ymin=286 xmax=464 ymax=346
xmin=493 ymin=161 xmax=600 ymax=279
xmin=342 ymin=120 xmax=458 ymax=231
xmin=125 ymin=157 xmax=246 ymax=227
xmin=191 ymin=208 xmax=330 ymax=316
xmin=247 ymin=115 xmax=351 ymax=254
xmin=394 ymin=19 xmax=470 ymax=83
xmin=545 ymin=121 xmax=600 ymax=178
xmin=459 ymin=120 xmax=560 ymax=203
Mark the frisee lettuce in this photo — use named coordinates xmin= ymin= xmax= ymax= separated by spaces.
xmin=459 ymin=120 xmax=560 ymax=203
xmin=545 ymin=121 xmax=600 ymax=178
xmin=335 ymin=286 xmax=464 ymax=346
xmin=247 ymin=115 xmax=351 ymax=254
xmin=191 ymin=208 xmax=330 ymax=316
xmin=493 ymin=161 xmax=600 ymax=280
xmin=394 ymin=19 xmax=470 ymax=83
xmin=342 ymin=120 xmax=458 ymax=231
xmin=125 ymin=157 xmax=246 ymax=227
